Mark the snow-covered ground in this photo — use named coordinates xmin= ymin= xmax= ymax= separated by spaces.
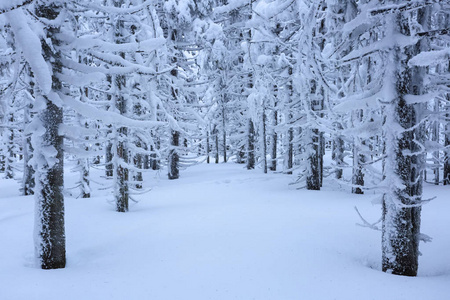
xmin=0 ymin=162 xmax=449 ymax=300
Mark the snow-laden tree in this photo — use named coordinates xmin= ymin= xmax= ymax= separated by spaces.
xmin=4 ymin=0 xmax=68 ymax=269
xmin=338 ymin=0 xmax=435 ymax=276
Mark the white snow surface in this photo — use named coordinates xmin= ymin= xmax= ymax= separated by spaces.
xmin=0 ymin=162 xmax=449 ymax=300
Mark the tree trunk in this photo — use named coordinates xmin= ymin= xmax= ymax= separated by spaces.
xmin=352 ymin=136 xmax=364 ymax=194
xmin=270 ymin=110 xmax=277 ymax=171
xmin=206 ymin=130 xmax=210 ymax=164
xmin=28 ymin=2 xmax=66 ymax=270
xmin=332 ymin=128 xmax=344 ymax=180
xmin=444 ymin=100 xmax=450 ymax=185
xmin=382 ymin=8 xmax=428 ymax=277
xmin=5 ymin=112 xmax=14 ymax=179
xmin=306 ymin=127 xmax=320 ymax=190
xmin=432 ymin=98 xmax=439 ymax=185
xmin=262 ymin=110 xmax=267 ymax=174
xmin=113 ymin=2 xmax=129 ymax=212
xmin=23 ymin=104 xmax=35 ymax=195
xmin=247 ymin=119 xmax=255 ymax=170
xmin=214 ymin=126 xmax=219 ymax=164
xmin=222 ymin=106 xmax=227 ymax=163
xmin=105 ymin=138 xmax=113 ymax=177
xmin=168 ymin=130 xmax=180 ymax=179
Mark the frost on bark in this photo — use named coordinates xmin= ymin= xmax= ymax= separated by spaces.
xmin=5 ymin=112 xmax=15 ymax=179
xmin=33 ymin=2 xmax=65 ymax=269
xmin=262 ymin=110 xmax=268 ymax=174
xmin=352 ymin=134 xmax=365 ymax=194
xmin=206 ymin=129 xmax=210 ymax=164
xmin=168 ymin=130 xmax=179 ymax=179
xmin=445 ymin=102 xmax=450 ymax=185
xmin=246 ymin=119 xmax=256 ymax=170
xmin=270 ymin=109 xmax=278 ymax=172
xmin=381 ymin=8 xmax=428 ymax=277
xmin=115 ymin=72 xmax=129 ymax=211
xmin=222 ymin=105 xmax=227 ymax=163
xmin=113 ymin=0 xmax=129 ymax=212
xmin=332 ymin=124 xmax=344 ymax=180
xmin=22 ymin=77 xmax=35 ymax=195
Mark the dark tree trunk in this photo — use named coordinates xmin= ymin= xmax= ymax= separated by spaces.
xmin=116 ymin=115 xmax=129 ymax=211
xmin=34 ymin=1 xmax=65 ymax=269
xmin=270 ymin=110 xmax=277 ymax=171
xmin=247 ymin=119 xmax=255 ymax=170
xmin=113 ymin=2 xmax=129 ymax=212
xmin=287 ymin=127 xmax=293 ymax=175
xmin=206 ymin=130 xmax=210 ymax=164
xmin=352 ymin=136 xmax=365 ymax=194
xmin=105 ymin=139 xmax=113 ymax=177
xmin=150 ymin=137 xmax=160 ymax=171
xmin=306 ymin=127 xmax=320 ymax=190
xmin=222 ymin=106 xmax=227 ymax=163
xmin=444 ymin=104 xmax=450 ymax=185
xmin=332 ymin=133 xmax=344 ymax=180
xmin=382 ymin=8 xmax=428 ymax=277
xmin=5 ymin=112 xmax=14 ymax=179
xmin=236 ymin=146 xmax=245 ymax=164
xmin=213 ymin=126 xmax=219 ymax=164
xmin=134 ymin=151 xmax=143 ymax=189
xmin=168 ymin=130 xmax=180 ymax=179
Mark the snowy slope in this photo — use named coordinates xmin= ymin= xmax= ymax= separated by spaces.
xmin=0 ymin=162 xmax=449 ymax=300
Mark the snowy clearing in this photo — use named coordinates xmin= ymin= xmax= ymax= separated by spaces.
xmin=0 ymin=162 xmax=449 ymax=300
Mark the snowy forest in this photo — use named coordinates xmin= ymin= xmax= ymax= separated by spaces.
xmin=0 ymin=0 xmax=449 ymax=299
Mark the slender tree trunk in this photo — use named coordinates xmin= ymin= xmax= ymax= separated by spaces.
xmin=168 ymin=130 xmax=180 ymax=179
xmin=5 ymin=112 xmax=14 ymax=179
xmin=352 ymin=136 xmax=365 ymax=194
xmin=78 ymin=89 xmax=90 ymax=198
xmin=270 ymin=110 xmax=277 ymax=171
xmin=432 ymin=98 xmax=440 ymax=185
xmin=222 ymin=105 xmax=227 ymax=163
xmin=332 ymin=123 xmax=344 ymax=179
xmin=247 ymin=119 xmax=255 ymax=170
xmin=105 ymin=137 xmax=113 ymax=177
xmin=214 ymin=126 xmax=219 ymax=164
xmin=287 ymin=127 xmax=293 ymax=175
xmin=444 ymin=100 xmax=450 ymax=185
xmin=113 ymin=1 xmax=129 ymax=212
xmin=262 ymin=110 xmax=267 ymax=174
xmin=306 ymin=127 xmax=320 ymax=190
xmin=206 ymin=130 xmax=210 ymax=164
xmin=286 ymin=67 xmax=294 ymax=175
xmin=23 ymin=104 xmax=35 ymax=195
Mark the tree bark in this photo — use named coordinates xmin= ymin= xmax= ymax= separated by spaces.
xmin=247 ymin=119 xmax=255 ymax=170
xmin=382 ymin=8 xmax=428 ymax=276
xmin=31 ymin=2 xmax=66 ymax=270
xmin=168 ymin=130 xmax=180 ymax=179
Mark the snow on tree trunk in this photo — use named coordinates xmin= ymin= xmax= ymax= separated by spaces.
xmin=9 ymin=1 xmax=67 ymax=270
xmin=113 ymin=1 xmax=129 ymax=212
xmin=432 ymin=98 xmax=440 ymax=185
xmin=247 ymin=119 xmax=256 ymax=170
xmin=23 ymin=104 xmax=35 ymax=195
xmin=222 ymin=105 xmax=227 ymax=163
xmin=5 ymin=112 xmax=15 ymax=179
xmin=206 ymin=129 xmax=210 ymax=164
xmin=445 ymin=97 xmax=450 ymax=185
xmin=262 ymin=110 xmax=267 ymax=174
xmin=381 ymin=7 xmax=429 ymax=277
xmin=270 ymin=109 xmax=277 ymax=172
xmin=168 ymin=130 xmax=179 ymax=179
